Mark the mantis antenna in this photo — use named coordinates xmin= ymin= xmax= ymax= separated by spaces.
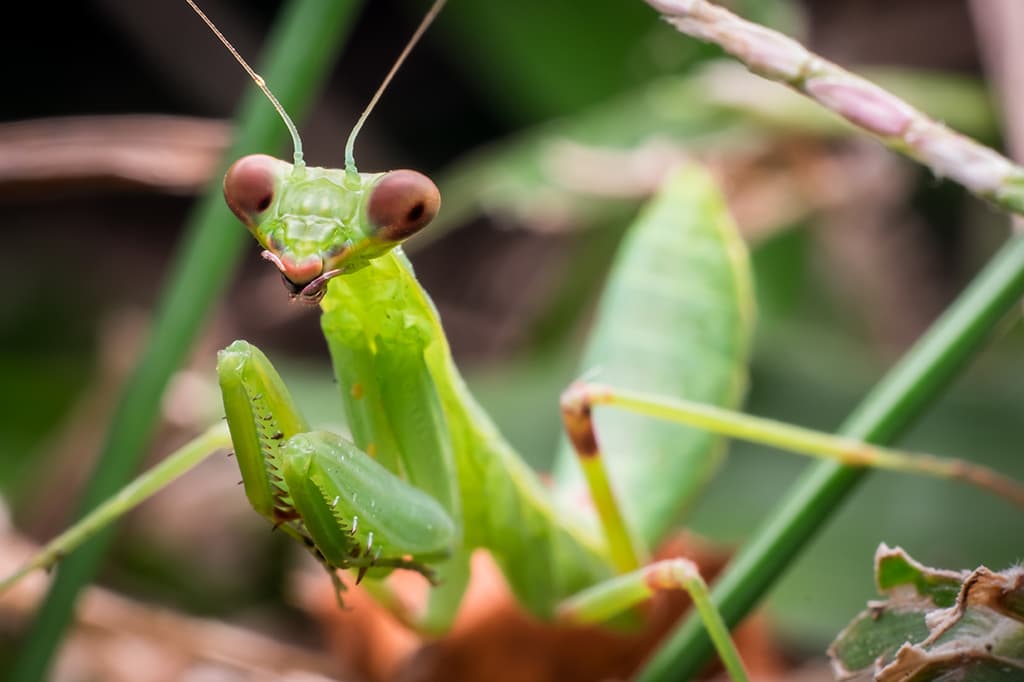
xmin=185 ymin=0 xmax=306 ymax=169
xmin=187 ymin=0 xmax=446 ymax=177
xmin=344 ymin=0 xmax=448 ymax=179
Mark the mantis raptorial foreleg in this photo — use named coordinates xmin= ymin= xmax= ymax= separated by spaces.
xmin=1 ymin=342 xmax=457 ymax=612
xmin=282 ymin=431 xmax=453 ymax=581
xmin=218 ymin=340 xmax=456 ymax=591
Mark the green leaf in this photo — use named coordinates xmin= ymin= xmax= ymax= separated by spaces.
xmin=552 ymin=165 xmax=755 ymax=550
xmin=429 ymin=73 xmax=749 ymax=248
xmin=430 ymin=66 xmax=998 ymax=251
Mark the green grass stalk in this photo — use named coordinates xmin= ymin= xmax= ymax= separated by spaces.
xmin=639 ymin=231 xmax=1024 ymax=680
xmin=10 ymin=2 xmax=365 ymax=679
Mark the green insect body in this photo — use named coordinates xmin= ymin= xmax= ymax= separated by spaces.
xmin=222 ymin=151 xmax=616 ymax=620
xmin=192 ymin=0 xmax=731 ymax=628
xmin=0 ymin=141 xmax=754 ymax=675
xmin=321 ymin=246 xmax=613 ymax=617
xmin=217 ymin=137 xmax=755 ymax=626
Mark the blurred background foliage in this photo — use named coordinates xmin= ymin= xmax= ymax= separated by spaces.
xmin=1 ymin=0 xmax=1022 ymax=673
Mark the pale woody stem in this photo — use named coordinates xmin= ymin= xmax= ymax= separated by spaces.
xmin=646 ymin=0 xmax=1024 ymax=216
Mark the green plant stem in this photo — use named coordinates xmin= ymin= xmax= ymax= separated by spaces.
xmin=10 ymin=2 xmax=364 ymax=680
xmin=638 ymin=231 xmax=1024 ymax=681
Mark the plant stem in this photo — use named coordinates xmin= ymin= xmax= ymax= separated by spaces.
xmin=10 ymin=2 xmax=364 ymax=680
xmin=638 ymin=231 xmax=1024 ymax=680
xmin=645 ymin=0 xmax=1024 ymax=216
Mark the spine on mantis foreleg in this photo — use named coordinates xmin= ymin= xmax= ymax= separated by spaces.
xmin=282 ymin=431 xmax=454 ymax=576
xmin=218 ymin=339 xmax=456 ymax=586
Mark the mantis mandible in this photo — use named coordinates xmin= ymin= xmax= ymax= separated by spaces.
xmin=5 ymin=2 xmax=1024 ymax=679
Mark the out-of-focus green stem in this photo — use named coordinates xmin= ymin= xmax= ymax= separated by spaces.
xmin=11 ymin=2 xmax=364 ymax=680
xmin=638 ymin=232 xmax=1024 ymax=680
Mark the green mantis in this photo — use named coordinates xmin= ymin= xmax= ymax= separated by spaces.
xmin=6 ymin=2 xmax=1024 ymax=680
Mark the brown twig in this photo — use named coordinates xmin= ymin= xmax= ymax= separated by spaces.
xmin=0 ymin=115 xmax=228 ymax=197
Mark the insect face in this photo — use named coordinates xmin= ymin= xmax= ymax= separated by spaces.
xmin=224 ymin=156 xmax=440 ymax=303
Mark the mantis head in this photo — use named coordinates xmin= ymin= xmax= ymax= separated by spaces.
xmin=223 ymin=154 xmax=440 ymax=303
xmin=190 ymin=0 xmax=446 ymax=303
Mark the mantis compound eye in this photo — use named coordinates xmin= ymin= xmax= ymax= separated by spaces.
xmin=223 ymin=154 xmax=279 ymax=228
xmin=367 ymin=169 xmax=440 ymax=243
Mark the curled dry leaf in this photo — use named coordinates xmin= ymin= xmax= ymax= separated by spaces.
xmin=829 ymin=544 xmax=1024 ymax=680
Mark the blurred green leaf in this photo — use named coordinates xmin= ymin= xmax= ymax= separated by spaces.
xmin=435 ymin=2 xmax=675 ymax=123
xmin=431 ymin=0 xmax=802 ymax=124
xmin=430 ymin=65 xmax=998 ymax=250
xmin=551 ymin=166 xmax=755 ymax=551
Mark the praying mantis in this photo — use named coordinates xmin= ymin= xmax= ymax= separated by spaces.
xmin=5 ymin=1 xmax=1024 ymax=680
